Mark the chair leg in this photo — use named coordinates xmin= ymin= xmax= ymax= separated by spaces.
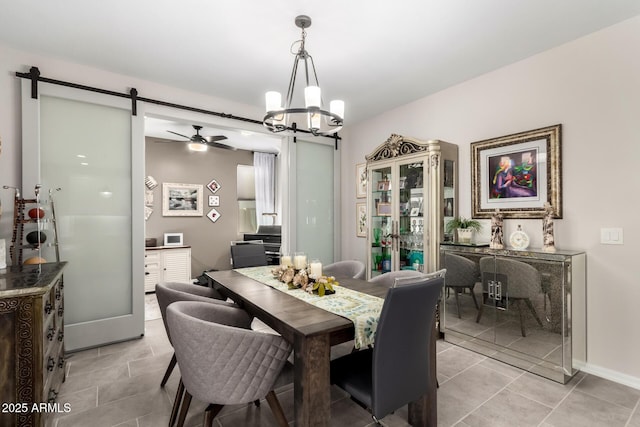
xmin=476 ymin=299 xmax=484 ymax=323
xmin=516 ymin=299 xmax=527 ymax=337
xmin=203 ymin=403 xmax=224 ymax=427
xmin=524 ymin=298 xmax=544 ymax=326
xmin=265 ymin=390 xmax=289 ymax=427
xmin=169 ymin=378 xmax=184 ymax=427
xmin=161 ymin=352 xmax=177 ymax=387
xmin=453 ymin=290 xmax=462 ymax=319
xmin=469 ymin=286 xmax=479 ymax=309
xmin=176 ymin=389 xmax=192 ymax=427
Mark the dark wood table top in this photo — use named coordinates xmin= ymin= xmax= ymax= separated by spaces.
xmin=206 ymin=269 xmax=390 ymax=345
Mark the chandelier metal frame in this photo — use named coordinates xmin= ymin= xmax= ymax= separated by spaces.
xmin=263 ymin=15 xmax=344 ymax=136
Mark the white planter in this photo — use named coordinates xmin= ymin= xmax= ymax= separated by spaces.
xmin=457 ymin=228 xmax=474 ymax=244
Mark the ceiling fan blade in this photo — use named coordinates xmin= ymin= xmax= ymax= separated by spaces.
xmin=206 ymin=141 xmax=237 ymax=151
xmin=154 ymin=139 xmax=185 ymax=143
xmin=166 ymin=130 xmax=191 ymax=140
xmin=205 ymin=135 xmax=228 ymax=143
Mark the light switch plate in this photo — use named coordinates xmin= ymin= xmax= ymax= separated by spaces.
xmin=601 ymin=228 xmax=623 ymax=244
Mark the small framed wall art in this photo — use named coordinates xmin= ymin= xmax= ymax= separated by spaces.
xmin=356 ymin=202 xmax=366 ymax=238
xmin=356 ymin=163 xmax=367 ymax=198
xmin=208 ymin=195 xmax=220 ymax=207
xmin=162 ymin=183 xmax=203 ymax=217
xmin=207 ymin=179 xmax=221 ymax=194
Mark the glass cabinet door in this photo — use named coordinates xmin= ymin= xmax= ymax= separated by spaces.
xmin=443 ymin=159 xmax=456 ymax=242
xmin=398 ymin=160 xmax=425 ymax=272
xmin=369 ymin=164 xmax=392 ymax=278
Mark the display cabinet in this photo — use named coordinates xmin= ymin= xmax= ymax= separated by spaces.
xmin=440 ymin=243 xmax=586 ymax=383
xmin=365 ymin=134 xmax=458 ymax=279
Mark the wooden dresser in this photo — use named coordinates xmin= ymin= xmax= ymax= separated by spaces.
xmin=0 ymin=262 xmax=67 ymax=427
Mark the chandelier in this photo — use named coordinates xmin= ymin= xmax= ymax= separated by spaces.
xmin=263 ymin=15 xmax=344 ymax=136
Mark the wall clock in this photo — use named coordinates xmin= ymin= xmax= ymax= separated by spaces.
xmin=509 ymin=225 xmax=530 ymax=250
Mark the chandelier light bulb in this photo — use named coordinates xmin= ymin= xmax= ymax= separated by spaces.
xmin=308 ymin=111 xmax=321 ymax=131
xmin=304 ymin=86 xmax=321 ymax=108
xmin=265 ymin=91 xmax=282 ymax=112
xmin=330 ymin=100 xmax=345 ymax=120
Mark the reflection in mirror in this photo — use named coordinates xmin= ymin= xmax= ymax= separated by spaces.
xmin=238 ymin=200 xmax=257 ymax=234
xmin=442 ymin=253 xmax=563 ymax=369
xmin=237 ymin=165 xmax=257 ymax=234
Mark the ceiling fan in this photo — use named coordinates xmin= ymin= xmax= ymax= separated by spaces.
xmin=162 ymin=125 xmax=236 ymax=151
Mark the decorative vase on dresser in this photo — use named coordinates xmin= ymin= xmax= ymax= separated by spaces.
xmin=0 ymin=262 xmax=67 ymax=427
xmin=365 ymin=134 xmax=458 ymax=279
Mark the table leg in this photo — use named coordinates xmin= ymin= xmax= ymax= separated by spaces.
xmin=293 ymin=333 xmax=331 ymax=427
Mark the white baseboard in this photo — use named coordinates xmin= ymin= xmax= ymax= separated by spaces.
xmin=580 ymin=363 xmax=640 ymax=391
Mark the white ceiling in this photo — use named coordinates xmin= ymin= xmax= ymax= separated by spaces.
xmin=2 ymin=0 xmax=640 ymax=149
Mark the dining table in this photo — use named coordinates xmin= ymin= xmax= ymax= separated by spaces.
xmin=206 ymin=268 xmax=437 ymax=427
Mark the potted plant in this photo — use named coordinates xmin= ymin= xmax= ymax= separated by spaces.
xmin=445 ymin=216 xmax=482 ymax=243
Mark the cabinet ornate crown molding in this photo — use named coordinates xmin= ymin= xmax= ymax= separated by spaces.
xmin=365 ymin=134 xmax=441 ymax=162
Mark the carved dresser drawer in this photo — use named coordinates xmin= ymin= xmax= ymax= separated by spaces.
xmin=0 ymin=262 xmax=67 ymax=427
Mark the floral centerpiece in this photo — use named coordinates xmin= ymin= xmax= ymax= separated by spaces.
xmin=271 ymin=265 xmax=338 ymax=296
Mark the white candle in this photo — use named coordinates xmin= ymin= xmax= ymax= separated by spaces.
xmin=293 ymin=253 xmax=307 ymax=270
xmin=281 ymin=255 xmax=293 ymax=268
xmin=309 ymin=260 xmax=322 ymax=278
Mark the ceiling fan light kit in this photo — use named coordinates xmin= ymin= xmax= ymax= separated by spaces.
xmin=263 ymin=15 xmax=344 ymax=136
xmin=187 ymin=142 xmax=208 ymax=152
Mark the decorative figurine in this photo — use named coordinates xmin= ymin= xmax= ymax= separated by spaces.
xmin=542 ymin=202 xmax=556 ymax=253
xmin=490 ymin=208 xmax=504 ymax=249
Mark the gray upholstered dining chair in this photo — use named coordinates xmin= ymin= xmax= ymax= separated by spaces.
xmin=443 ymin=253 xmax=480 ymax=318
xmin=230 ymin=242 xmax=268 ymax=268
xmin=323 ymin=260 xmax=366 ymax=280
xmin=476 ymin=257 xmax=544 ymax=336
xmin=167 ymin=300 xmax=293 ymax=427
xmin=330 ymin=273 xmax=443 ymax=424
xmin=155 ymin=281 xmax=235 ymax=426
xmin=368 ymin=269 xmax=424 ymax=287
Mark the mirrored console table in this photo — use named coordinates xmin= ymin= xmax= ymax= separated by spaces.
xmin=440 ymin=243 xmax=585 ymax=383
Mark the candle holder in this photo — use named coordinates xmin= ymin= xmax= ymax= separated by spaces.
xmin=280 ymin=252 xmax=293 ymax=268
xmin=309 ymin=259 xmax=322 ymax=278
xmin=293 ymin=252 xmax=307 ymax=270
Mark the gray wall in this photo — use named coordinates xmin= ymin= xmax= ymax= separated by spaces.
xmin=145 ymin=137 xmax=253 ymax=276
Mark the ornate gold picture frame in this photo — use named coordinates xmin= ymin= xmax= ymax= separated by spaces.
xmin=471 ymin=124 xmax=562 ymax=219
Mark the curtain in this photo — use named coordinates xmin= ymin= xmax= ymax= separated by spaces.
xmin=254 ymin=152 xmax=276 ymax=226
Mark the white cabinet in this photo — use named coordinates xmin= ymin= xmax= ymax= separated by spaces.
xmin=365 ymin=134 xmax=458 ymax=279
xmin=144 ymin=246 xmax=192 ymax=293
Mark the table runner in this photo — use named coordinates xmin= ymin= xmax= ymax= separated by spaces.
xmin=235 ymin=266 xmax=384 ymax=349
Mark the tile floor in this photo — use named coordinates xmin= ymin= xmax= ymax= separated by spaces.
xmin=52 ymin=293 xmax=640 ymax=427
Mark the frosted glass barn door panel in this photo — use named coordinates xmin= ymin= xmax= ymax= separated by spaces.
xmin=295 ymin=140 xmax=335 ymax=264
xmin=21 ymin=81 xmax=144 ymax=351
